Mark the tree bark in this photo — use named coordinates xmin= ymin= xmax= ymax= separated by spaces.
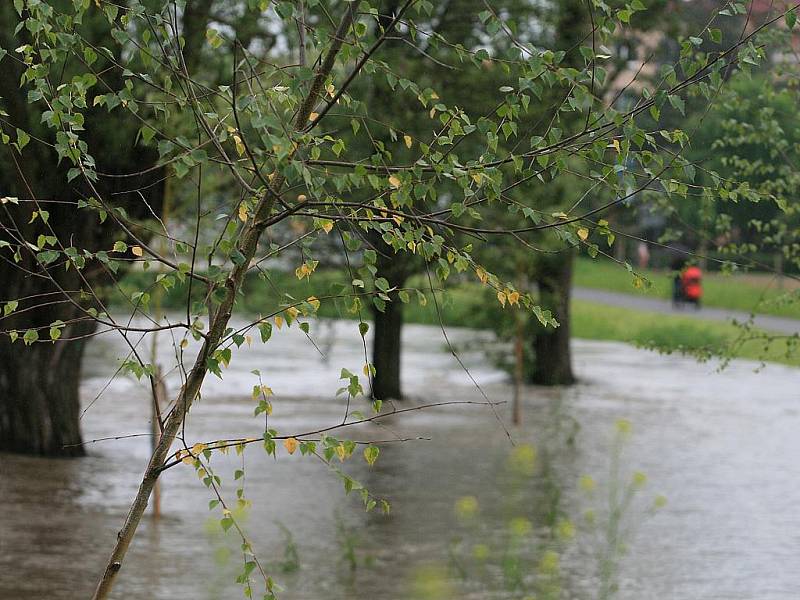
xmin=522 ymin=0 xmax=585 ymax=387
xmin=371 ymin=290 xmax=404 ymax=401
xmin=0 ymin=150 xmax=160 ymax=455
xmin=0 ymin=3 xmax=223 ymax=456
xmin=528 ymin=252 xmax=575 ymax=386
xmin=370 ymin=245 xmax=413 ymax=401
xmin=0 ymin=322 xmax=93 ymax=456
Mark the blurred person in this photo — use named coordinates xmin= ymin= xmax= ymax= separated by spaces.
xmin=680 ymin=265 xmax=703 ymax=308
xmin=636 ymin=241 xmax=650 ymax=269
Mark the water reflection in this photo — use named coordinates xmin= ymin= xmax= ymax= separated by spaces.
xmin=1 ymin=319 xmax=799 ymax=599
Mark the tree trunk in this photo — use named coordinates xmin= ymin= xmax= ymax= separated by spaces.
xmin=370 ymin=241 xmax=414 ymax=401
xmin=0 ymin=320 xmax=95 ymax=456
xmin=0 ymin=5 xmax=216 ymax=456
xmin=528 ymin=252 xmax=575 ymax=385
xmin=371 ymin=294 xmax=404 ymax=400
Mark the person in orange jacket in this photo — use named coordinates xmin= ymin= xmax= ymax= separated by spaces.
xmin=680 ymin=265 xmax=702 ymax=308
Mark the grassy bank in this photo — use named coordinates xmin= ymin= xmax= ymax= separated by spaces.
xmin=574 ymin=257 xmax=800 ymax=320
xmin=114 ymin=269 xmax=799 ymax=368
xmin=572 ymin=300 xmax=799 ymax=367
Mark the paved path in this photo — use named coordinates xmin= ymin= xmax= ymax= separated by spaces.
xmin=573 ymin=286 xmax=800 ymax=335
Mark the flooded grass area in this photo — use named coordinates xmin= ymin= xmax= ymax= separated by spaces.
xmin=2 ymin=319 xmax=800 ymax=599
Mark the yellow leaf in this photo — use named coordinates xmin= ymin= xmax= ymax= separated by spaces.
xmin=508 ymin=291 xmax=520 ymax=305
xmin=180 ymin=338 xmax=188 ymax=349
xmin=286 ymin=306 xmax=299 ymax=319
xmin=471 ymin=172 xmax=483 ymax=185
xmin=131 ymin=245 xmax=143 ymax=257
xmin=238 ymin=203 xmax=249 ymax=222
xmin=191 ymin=443 xmax=206 ymax=456
xmin=363 ymin=445 xmax=379 ymax=466
xmin=295 ymin=264 xmax=310 ymax=279
xmin=309 ymin=112 xmax=319 ymax=122
xmin=326 ymin=83 xmax=335 ymax=97
xmin=388 ymin=175 xmax=401 ymax=189
xmin=274 ymin=315 xmax=284 ymax=329
xmin=404 ymin=135 xmax=413 ymax=149
xmin=579 ymin=475 xmax=596 ymax=493
xmin=476 ymin=267 xmax=489 ymax=284
xmin=497 ymin=291 xmax=507 ymax=307
xmin=429 ymin=107 xmax=436 ymax=119
xmin=577 ymin=227 xmax=589 ymax=241
xmin=245 ymin=335 xmax=252 ymax=347
xmin=320 ymin=220 xmax=334 ymax=233
xmin=335 ymin=444 xmax=347 ymax=462
xmin=307 ymin=296 xmax=321 ymax=310
xmin=283 ymin=438 xmax=298 ymax=455
xmin=612 ymin=138 xmax=620 ymax=153
xmin=363 ymin=363 xmax=370 ymax=376
xmin=233 ymin=134 xmax=245 ymax=156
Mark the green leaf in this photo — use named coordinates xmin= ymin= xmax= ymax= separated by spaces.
xmin=230 ymin=249 xmax=246 ymax=265
xmin=139 ymin=126 xmax=156 ymax=144
xmin=258 ymin=321 xmax=273 ymax=343
xmin=206 ymin=28 xmax=224 ymax=49
xmin=4 ymin=301 xmax=18 ymax=316
xmin=667 ymin=94 xmax=685 ymax=116
xmin=23 ymin=329 xmax=39 ymax=345
xmin=15 ymin=129 xmax=30 ymax=150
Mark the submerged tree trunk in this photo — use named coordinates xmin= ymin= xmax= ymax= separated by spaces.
xmin=0 ymin=323 xmax=93 ymax=456
xmin=0 ymin=5 xmax=212 ymax=456
xmin=370 ymin=242 xmax=415 ymax=401
xmin=528 ymin=252 xmax=575 ymax=386
xmin=0 ymin=255 xmax=97 ymax=456
xmin=523 ymin=0 xmax=585 ymax=387
xmin=371 ymin=291 xmax=404 ymax=401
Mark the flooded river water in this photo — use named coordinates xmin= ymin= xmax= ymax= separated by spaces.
xmin=2 ymin=319 xmax=799 ymax=599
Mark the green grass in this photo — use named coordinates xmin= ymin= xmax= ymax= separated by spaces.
xmin=574 ymin=257 xmax=800 ymax=320
xmin=114 ymin=268 xmax=799 ymax=368
xmin=112 ymin=269 xmax=499 ymax=328
xmin=572 ymin=299 xmax=799 ymax=367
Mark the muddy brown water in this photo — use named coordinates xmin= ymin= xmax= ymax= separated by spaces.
xmin=2 ymin=319 xmax=799 ymax=599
